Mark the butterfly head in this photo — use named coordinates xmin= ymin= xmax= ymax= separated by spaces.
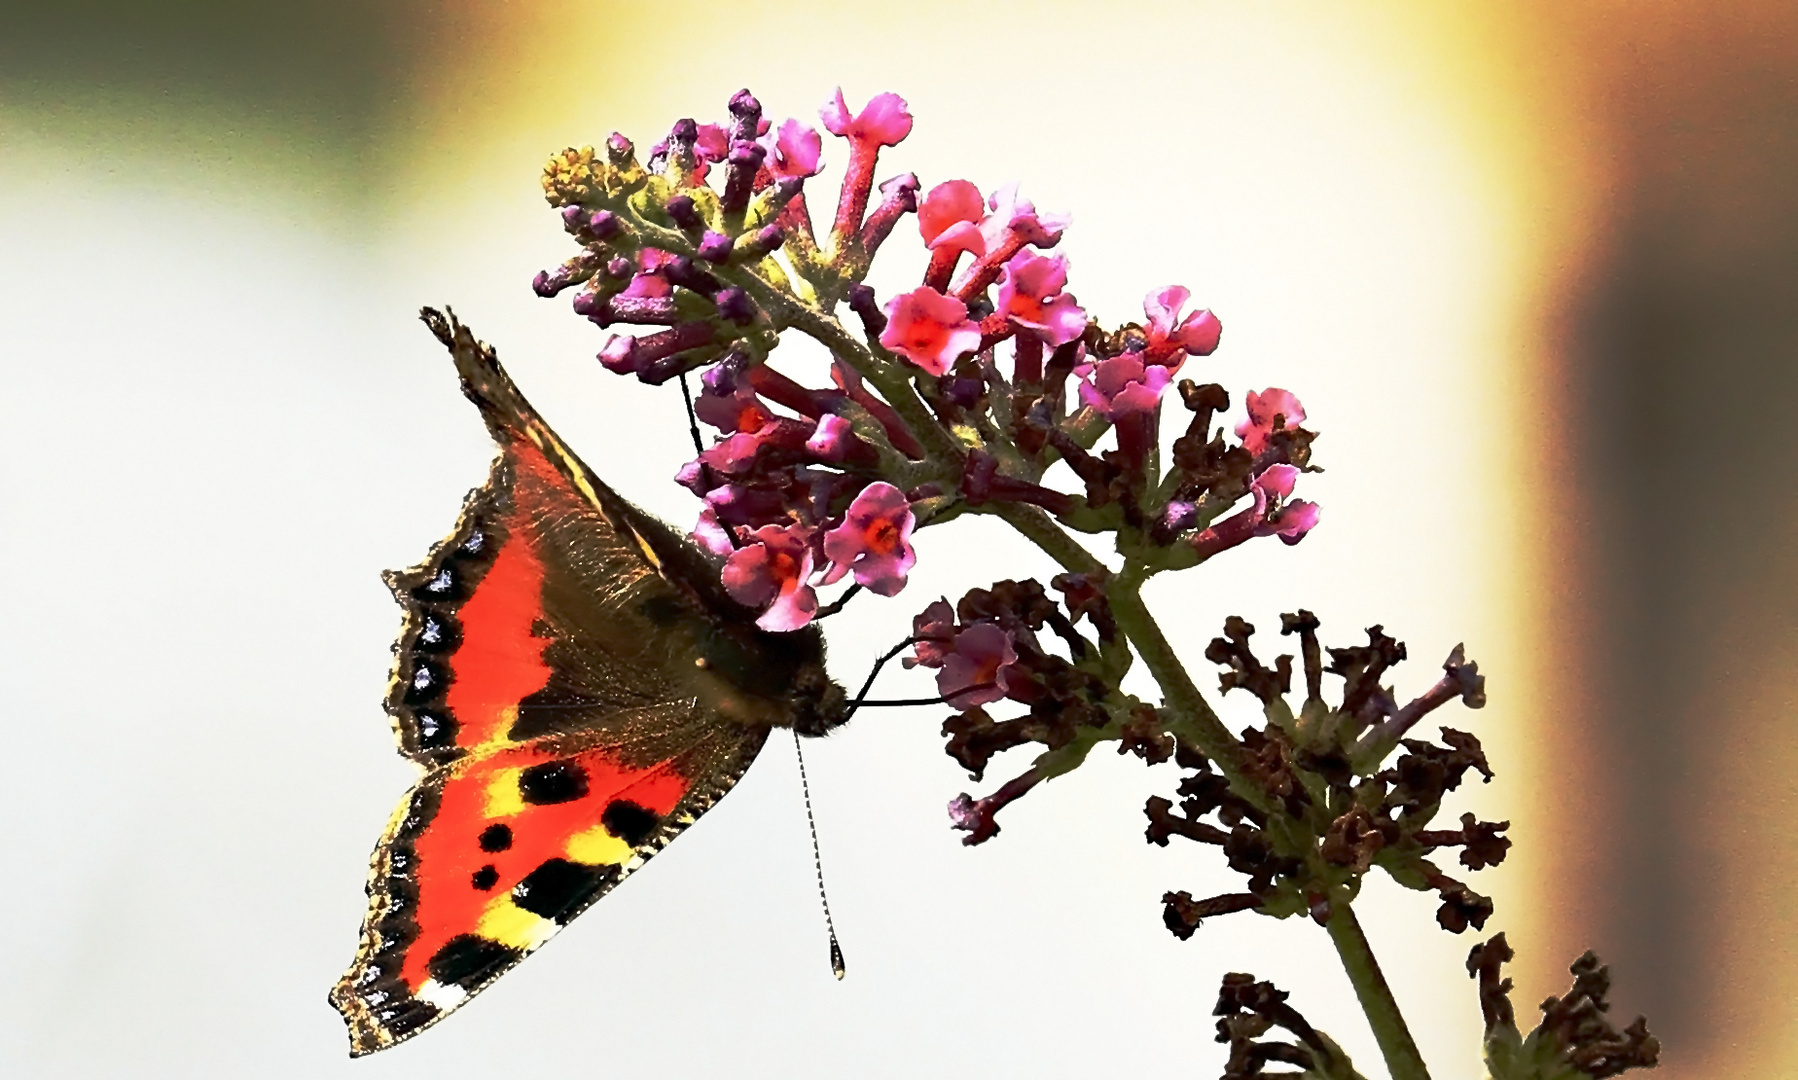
xmin=789 ymin=657 xmax=849 ymax=737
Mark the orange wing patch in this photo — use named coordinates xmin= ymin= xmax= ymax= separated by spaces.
xmin=400 ymin=745 xmax=693 ymax=995
xmin=440 ymin=451 xmax=554 ymax=753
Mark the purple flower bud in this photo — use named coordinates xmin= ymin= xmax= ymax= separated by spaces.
xmin=605 ymin=257 xmax=633 ymax=280
xmin=728 ymin=88 xmax=762 ymax=133
xmin=732 ymin=223 xmax=786 ymax=263
xmin=605 ymin=132 xmax=634 ymax=165
xmin=588 ymin=209 xmax=620 ymax=239
xmin=666 ymin=194 xmax=703 ymax=232
xmin=560 ymin=204 xmax=587 ymax=232
xmin=714 ymin=287 xmax=754 ymax=325
xmin=696 ymin=231 xmax=735 ymax=263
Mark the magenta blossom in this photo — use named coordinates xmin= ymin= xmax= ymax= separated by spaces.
xmin=621 ymin=248 xmax=679 ymax=299
xmin=820 ymin=89 xmax=914 ymax=147
xmin=761 ymin=118 xmax=822 ymax=179
xmin=694 ymin=372 xmax=774 ymax=434
xmin=1075 ymin=352 xmax=1172 ymax=419
xmin=880 ymin=287 xmax=981 ymax=375
xmin=1268 ymin=499 xmax=1321 ymax=545
xmin=1237 ymin=388 xmax=1306 ymax=455
xmin=721 ymin=523 xmax=818 ymax=631
xmin=906 ymin=599 xmax=957 ymax=669
xmin=918 ymin=179 xmax=988 ymax=255
xmin=690 ymin=506 xmax=737 ymax=557
xmin=996 ymin=251 xmax=1087 ymax=346
xmin=821 ymin=482 xmax=917 ymax=596
xmin=979 ymin=182 xmax=1070 ymax=254
xmin=1250 ymin=466 xmax=1320 ymax=544
xmin=1143 ymin=286 xmax=1222 ymax=368
xmin=938 ymin=622 xmax=1018 ymax=707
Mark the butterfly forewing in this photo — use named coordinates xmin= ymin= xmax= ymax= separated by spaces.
xmin=330 ymin=311 xmax=805 ymax=1056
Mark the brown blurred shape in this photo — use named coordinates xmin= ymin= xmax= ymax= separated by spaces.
xmin=1548 ymin=4 xmax=1798 ymax=1076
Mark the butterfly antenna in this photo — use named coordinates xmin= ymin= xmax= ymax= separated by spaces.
xmin=792 ymin=731 xmax=846 ymax=979
xmin=678 ymin=373 xmax=705 ymax=456
xmin=814 ymin=583 xmax=862 ymax=620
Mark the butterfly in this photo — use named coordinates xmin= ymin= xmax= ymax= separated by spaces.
xmin=329 ymin=308 xmax=850 ymax=1056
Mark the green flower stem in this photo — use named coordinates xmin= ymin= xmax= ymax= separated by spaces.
xmin=730 ymin=275 xmax=964 ymax=465
xmin=1325 ymin=902 xmax=1432 ymax=1080
xmin=1104 ymin=575 xmax=1271 ymax=813
xmin=987 ymin=504 xmax=1256 ymax=791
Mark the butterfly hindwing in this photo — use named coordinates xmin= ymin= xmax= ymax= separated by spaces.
xmin=330 ymin=310 xmax=816 ymax=1056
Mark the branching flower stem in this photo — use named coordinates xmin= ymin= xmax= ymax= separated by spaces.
xmin=995 ymin=501 xmax=1431 ymax=1080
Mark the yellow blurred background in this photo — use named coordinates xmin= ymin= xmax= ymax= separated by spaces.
xmin=3 ymin=2 xmax=1792 ymax=1078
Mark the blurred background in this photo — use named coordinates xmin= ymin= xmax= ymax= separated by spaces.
xmin=2 ymin=2 xmax=1792 ymax=1077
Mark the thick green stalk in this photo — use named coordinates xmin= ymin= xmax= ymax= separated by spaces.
xmin=987 ymin=504 xmax=1252 ymax=789
xmin=1325 ymin=903 xmax=1432 ymax=1080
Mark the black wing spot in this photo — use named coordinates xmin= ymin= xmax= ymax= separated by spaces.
xmin=478 ymin=824 xmax=513 ymax=852
xmin=373 ymin=998 xmax=439 ymax=1039
xmin=471 ymin=865 xmax=499 ymax=891
xmin=511 ymin=858 xmax=614 ymax=923
xmin=426 ymin=934 xmax=520 ymax=989
xmin=602 ymin=799 xmax=660 ymax=846
xmin=518 ymin=761 xmax=589 ymax=805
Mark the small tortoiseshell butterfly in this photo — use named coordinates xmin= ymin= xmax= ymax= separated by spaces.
xmin=329 ymin=309 xmax=850 ymax=1055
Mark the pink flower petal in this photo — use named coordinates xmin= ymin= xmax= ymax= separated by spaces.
xmin=879 ymin=286 xmax=981 ymax=375
xmin=821 ymin=482 xmax=917 ymax=597
xmin=820 ymin=89 xmax=914 ymax=147
xmin=937 ymin=622 xmax=1016 ymax=707
xmin=919 ymin=180 xmax=986 ymax=245
xmin=763 ymin=118 xmax=823 ymax=179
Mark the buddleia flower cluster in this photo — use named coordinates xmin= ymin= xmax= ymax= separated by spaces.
xmin=534 ymin=87 xmax=1657 ymax=1080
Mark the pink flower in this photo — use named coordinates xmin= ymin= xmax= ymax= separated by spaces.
xmin=821 ymin=482 xmax=917 ymax=596
xmin=820 ymin=89 xmax=913 ymax=147
xmin=1143 ymin=286 xmax=1221 ymax=367
xmin=906 ymin=599 xmax=957 ymax=669
xmin=621 ymin=248 xmax=679 ymax=300
xmin=1253 ymin=463 xmax=1300 ymax=501
xmin=690 ymin=506 xmax=737 ymax=556
xmin=996 ymin=251 xmax=1087 ymax=346
xmin=979 ymin=182 xmax=1070 ymax=253
xmin=721 ymin=523 xmax=819 ymax=632
xmin=1075 ymin=353 xmax=1172 ymax=419
xmin=1236 ymin=389 xmax=1306 ymax=455
xmin=879 ymin=287 xmax=981 ymax=375
xmin=694 ymin=370 xmax=773 ymax=435
xmin=937 ymin=622 xmax=1018 ymax=707
xmin=1248 ymin=466 xmax=1319 ymax=544
xmin=761 ymin=118 xmax=822 ymax=179
xmin=1269 ymin=499 xmax=1321 ymax=545
xmin=691 ymin=122 xmax=729 ymax=182
xmin=918 ymin=180 xmax=988 ymax=256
